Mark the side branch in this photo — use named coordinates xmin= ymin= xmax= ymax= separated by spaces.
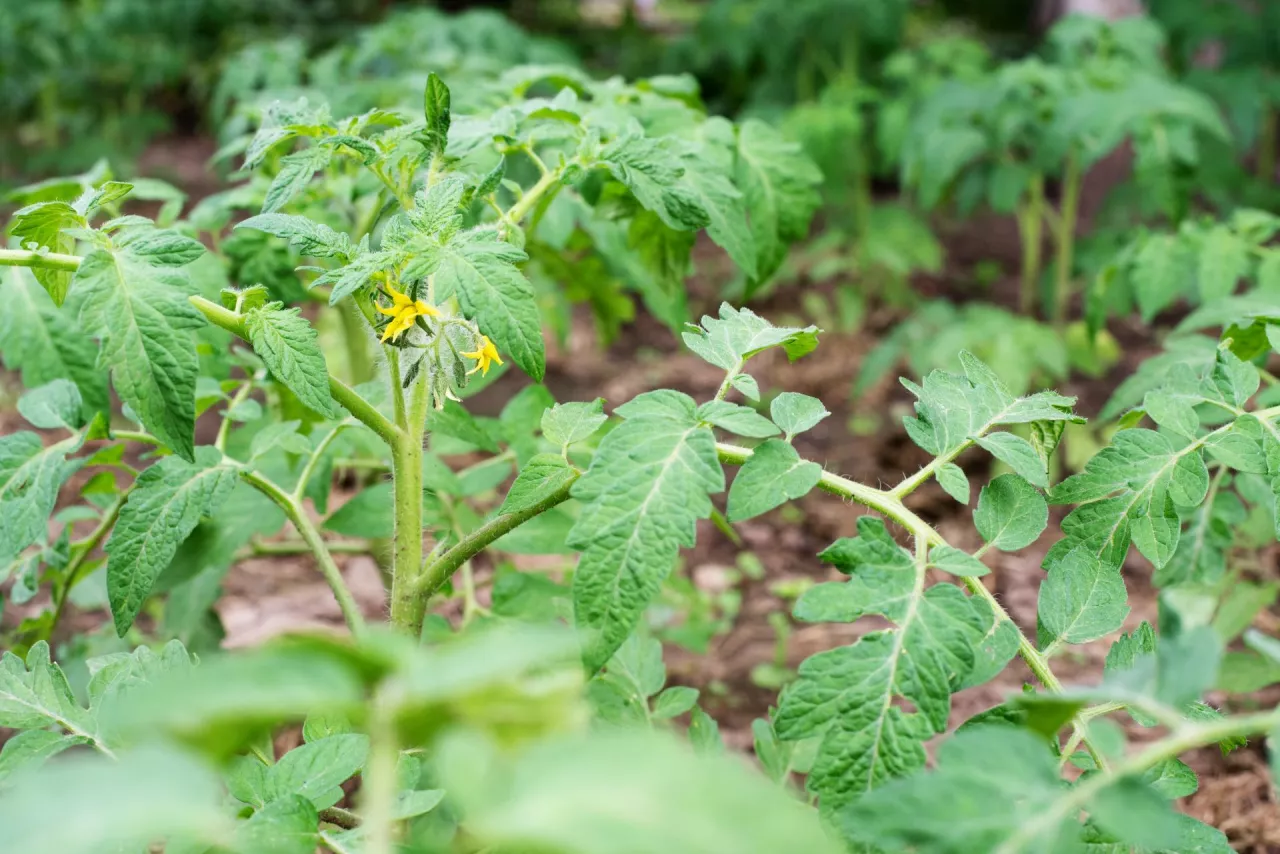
xmin=0 ymin=247 xmax=83 ymax=271
xmin=416 ymin=471 xmax=580 ymax=598
xmin=239 ymin=468 xmax=368 ymax=637
xmin=715 ymin=442 xmax=1100 ymax=761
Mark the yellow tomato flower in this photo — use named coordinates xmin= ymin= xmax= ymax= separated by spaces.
xmin=377 ymin=283 xmax=440 ymax=342
xmin=463 ymin=335 xmax=503 ymax=376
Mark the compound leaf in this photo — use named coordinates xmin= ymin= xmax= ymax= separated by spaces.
xmin=244 ymin=303 xmax=339 ymax=418
xmin=0 ymin=268 xmax=109 ymax=420
xmin=735 ymin=119 xmax=822 ymax=287
xmin=107 ymin=449 xmax=240 ymax=636
xmin=438 ymin=228 xmax=545 ymax=382
xmin=682 ymin=303 xmax=818 ymax=372
xmin=0 ymin=431 xmax=82 ymax=562
xmin=75 ymin=242 xmax=206 ymax=459
xmin=779 ymin=518 xmax=991 ymax=813
xmin=569 ymin=391 xmax=723 ymax=671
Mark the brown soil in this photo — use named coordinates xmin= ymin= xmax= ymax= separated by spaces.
xmin=3 ymin=135 xmax=1278 ymax=850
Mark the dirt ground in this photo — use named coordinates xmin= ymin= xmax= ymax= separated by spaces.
xmin=4 ymin=137 xmax=1279 ymax=850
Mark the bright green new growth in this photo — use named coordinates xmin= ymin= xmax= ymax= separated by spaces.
xmin=2 ymin=48 xmax=1280 ymax=854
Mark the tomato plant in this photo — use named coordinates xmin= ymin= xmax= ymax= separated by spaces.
xmin=1 ymin=7 xmax=1279 ymax=854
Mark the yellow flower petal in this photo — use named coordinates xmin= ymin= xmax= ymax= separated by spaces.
xmin=462 ymin=335 xmax=503 ymax=376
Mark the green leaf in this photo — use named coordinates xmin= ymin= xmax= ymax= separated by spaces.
xmin=0 ymin=431 xmax=82 ymax=562
xmin=696 ymin=400 xmax=779 ymax=438
xmin=499 ymin=454 xmax=577 ymax=515
xmin=106 ymin=448 xmax=239 ymax=635
xmin=779 ymin=518 xmax=990 ymax=812
xmin=100 ymin=644 xmax=364 ymax=759
xmin=653 ymin=686 xmax=700 ymax=720
xmin=236 ymin=214 xmax=354 ymax=260
xmin=0 ymin=745 xmax=229 ymax=854
xmin=245 ymin=303 xmax=340 ymax=418
xmin=730 ymin=373 xmax=760 ymax=401
xmin=689 ymin=705 xmax=723 ymax=753
xmin=844 ymin=726 xmax=1187 ymax=854
xmin=264 ymin=735 xmax=369 ymax=809
xmin=0 ymin=730 xmax=88 ymax=786
xmin=75 ymin=244 xmax=204 ymax=459
xmin=727 ymin=438 xmax=822 ymax=522
xmin=232 ymin=794 xmax=319 ymax=854
xmin=263 ymin=147 xmax=331 ymax=214
xmin=1038 ymin=547 xmax=1130 ymax=648
xmin=770 ymin=392 xmax=830 ymax=439
xmin=976 ymin=432 xmax=1048 ymax=488
xmin=0 ymin=268 xmax=109 ymax=420
xmin=0 ymin=642 xmax=93 ymax=736
xmin=599 ymin=135 xmax=709 ymax=231
xmin=1050 ymin=429 xmax=1209 ymax=569
xmin=18 ymin=379 xmax=84 ymax=430
xmin=735 ymin=119 xmax=822 ymax=286
xmin=422 ymin=72 xmax=452 ymax=155
xmin=438 ymin=228 xmax=545 ymax=381
xmin=122 ymin=228 xmax=206 ymax=267
xmin=680 ymin=137 xmax=756 ymax=276
xmin=569 ymin=391 xmax=723 ymax=670
xmin=682 ymin=303 xmax=819 ymax=372
xmin=441 ymin=729 xmax=844 ymax=854
xmin=929 ymin=545 xmax=990 ymax=577
xmin=936 ymin=462 xmax=970 ymax=504
xmin=427 ymin=400 xmax=501 ymax=453
xmin=8 ymin=199 xmax=82 ymax=304
xmin=323 ymin=483 xmax=393 ymax=539
xmin=1197 ymin=225 xmax=1249 ymax=303
xmin=542 ymin=399 xmax=607 ymax=449
xmin=903 ymin=352 xmax=1079 ymax=459
xmin=975 ymin=474 xmax=1047 ymax=551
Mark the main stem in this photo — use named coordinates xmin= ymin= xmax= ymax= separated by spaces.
xmin=388 ymin=379 xmax=431 ymax=634
xmin=1017 ymin=174 xmax=1045 ymax=316
xmin=1051 ymin=154 xmax=1082 ymax=328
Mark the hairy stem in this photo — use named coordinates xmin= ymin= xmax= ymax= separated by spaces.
xmin=416 ymin=470 xmax=580 ymax=598
xmin=293 ymin=423 xmax=350 ymax=503
xmin=1017 ymin=174 xmax=1045 ymax=316
xmin=214 ymin=378 xmax=256 ymax=453
xmin=996 ymin=707 xmax=1280 ymax=854
xmin=338 ymin=299 xmax=375 ymax=385
xmin=0 ymin=248 xmax=82 ymax=272
xmin=506 ymin=168 xmax=562 ymax=226
xmin=240 ymin=469 xmax=367 ymax=636
xmin=1051 ymin=153 xmax=1083 ymax=328
xmin=388 ymin=379 xmax=431 ymax=634
xmin=42 ymin=488 xmax=132 ymax=643
xmin=363 ymin=694 xmax=400 ymax=854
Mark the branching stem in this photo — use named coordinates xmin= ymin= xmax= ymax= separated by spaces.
xmin=239 ymin=468 xmax=367 ymax=637
xmin=715 ymin=442 xmax=1105 ymax=765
